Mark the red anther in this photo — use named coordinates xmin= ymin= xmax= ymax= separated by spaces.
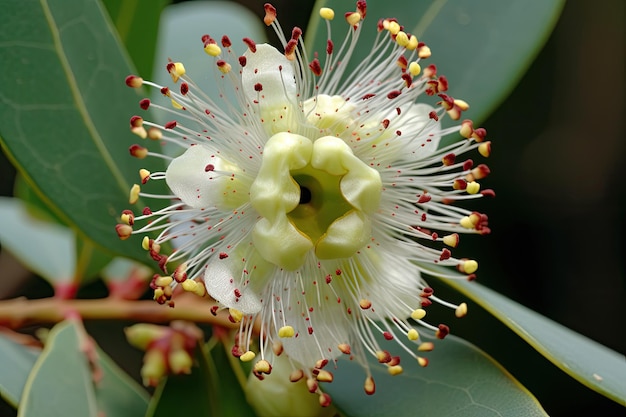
xmin=115 ymin=224 xmax=132 ymax=240
xmin=376 ymin=19 xmax=385 ymax=32
xmin=129 ymin=144 xmax=148 ymax=159
xmin=381 ymin=119 xmax=390 ymax=129
xmin=125 ymin=75 xmax=143 ymax=88
xmin=439 ymin=248 xmax=451 ymax=261
xmin=164 ymin=120 xmax=177 ymax=129
xmin=383 ymin=332 xmax=393 ymax=341
xmin=180 ymin=82 xmax=189 ymax=95
xmin=437 ymin=76 xmax=449 ymax=92
xmin=421 ymin=298 xmax=432 ymax=307
xmin=319 ymin=393 xmax=332 ymax=408
xmin=231 ymin=345 xmax=243 ymax=357
xmin=437 ymin=93 xmax=454 ymax=109
xmin=324 ymin=274 xmax=332 ymax=284
xmin=309 ymin=58 xmax=322 ymax=76
xmin=326 ymin=39 xmax=334 ymax=55
xmin=432 ymin=232 xmax=438 ymax=240
xmin=387 ymin=90 xmax=402 ymax=99
xmin=377 ymin=350 xmax=391 ymax=363
xmin=201 ymin=34 xmax=212 ymax=44
xmin=425 ymin=80 xmax=438 ymax=96
xmin=472 ymin=127 xmax=487 ymax=142
xmin=402 ymin=73 xmax=412 ymax=87
xmin=356 ymin=0 xmax=367 ymax=18
xmin=308 ymin=326 xmax=314 ymax=335
xmin=238 ymin=56 xmax=247 ymax=67
xmin=142 ymin=207 xmax=152 ymax=215
xmin=315 ymin=359 xmax=329 ymax=369
xmin=139 ymin=99 xmax=150 ymax=110
xmin=481 ymin=189 xmax=496 ymax=198
xmin=129 ymin=115 xmax=143 ymax=127
xmin=284 ymin=39 xmax=297 ymax=57
xmin=467 ymin=274 xmax=477 ymax=281
xmin=216 ymin=60 xmax=228 ymax=69
xmin=361 ymin=93 xmax=376 ymax=100
xmin=462 ymin=159 xmax=474 ymax=171
xmin=429 ymin=111 xmax=439 ymax=121
xmin=173 ymin=267 xmax=187 ymax=284
xmin=396 ymin=55 xmax=408 ymax=69
xmin=234 ymin=288 xmax=242 ymax=298
xmin=442 ymin=153 xmax=455 ymax=166
xmin=417 ymin=194 xmax=431 ymax=204
xmin=335 ymin=269 xmax=342 ymax=275
xmin=210 ymin=305 xmax=219 ymax=316
xmin=421 ymin=287 xmax=434 ymax=296
xmin=160 ymin=86 xmax=169 ymax=96
xmin=436 ymin=324 xmax=450 ymax=339
xmin=291 ymin=27 xmax=302 ymax=41
xmin=388 ymin=356 xmax=401 ymax=367
xmin=205 ymin=164 xmax=215 ymax=172
xmin=166 ymin=62 xmax=176 ymax=73
xmin=254 ymin=83 xmax=263 ymax=92
xmin=263 ymin=3 xmax=277 ymax=26
xmin=242 ymin=37 xmax=257 ymax=52
xmin=219 ymin=252 xmax=229 ymax=259
xmin=221 ymin=35 xmax=232 ymax=48
xmin=471 ymin=164 xmax=491 ymax=180
xmin=423 ymin=64 xmax=437 ymax=78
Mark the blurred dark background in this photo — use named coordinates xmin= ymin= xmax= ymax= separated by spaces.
xmin=1 ymin=0 xmax=623 ymax=416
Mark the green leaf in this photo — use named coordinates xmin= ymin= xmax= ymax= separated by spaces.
xmin=306 ymin=0 xmax=564 ymax=126
xmin=96 ymin=345 xmax=150 ymax=417
xmin=101 ymin=0 xmax=170 ymax=80
xmin=427 ymin=270 xmax=626 ymax=407
xmin=145 ymin=340 xmax=257 ymax=417
xmin=0 ymin=197 xmax=76 ymax=284
xmin=0 ymin=0 xmax=167 ymax=264
xmin=0 ymin=334 xmax=40 ymax=408
xmin=18 ymin=321 xmax=98 ymax=417
xmin=325 ymin=334 xmax=547 ymax=417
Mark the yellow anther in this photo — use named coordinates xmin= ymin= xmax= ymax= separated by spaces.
xmin=442 ymin=233 xmax=459 ymax=248
xmin=338 ymin=343 xmax=351 ymax=354
xmin=387 ymin=365 xmax=403 ymax=375
xmin=240 ymin=351 xmax=256 ymax=362
xmin=454 ymin=99 xmax=470 ymax=111
xmin=152 ymin=241 xmax=161 ymax=253
xmin=289 ymin=369 xmax=304 ymax=382
xmin=171 ymin=99 xmax=183 ymax=110
xmin=131 ymin=126 xmax=147 ymax=139
xmin=316 ymin=370 xmax=334 ymax=382
xmin=181 ymin=279 xmax=206 ymax=297
xmin=253 ymin=359 xmax=272 ymax=374
xmin=229 ymin=308 xmax=243 ymax=323
xmin=461 ymin=260 xmax=478 ymax=274
xmin=139 ymin=169 xmax=151 ymax=183
xmin=142 ymin=236 xmax=150 ymax=250
xmin=455 ymin=302 xmax=468 ymax=318
xmin=167 ymin=62 xmax=185 ymax=82
xmin=410 ymin=308 xmax=426 ymax=321
xmin=460 ymin=216 xmax=475 ymax=229
xmin=155 ymin=276 xmax=173 ymax=287
xmin=278 ymin=325 xmax=295 ymax=338
xmin=168 ymin=62 xmax=186 ymax=83
xmin=147 ymin=127 xmax=162 ymax=140
xmin=418 ymin=342 xmax=435 ymax=352
xmin=466 ymin=181 xmax=480 ymax=194
xmin=478 ymin=141 xmax=492 ymax=158
xmin=129 ymin=184 xmax=140 ymax=204
xmin=319 ymin=7 xmax=335 ymax=20
xmin=364 ymin=375 xmax=376 ymax=395
xmin=395 ymin=31 xmax=409 ymax=47
xmin=120 ymin=212 xmax=133 ymax=225
xmin=417 ymin=357 xmax=429 ymax=367
xmin=272 ymin=340 xmax=283 ymax=356
xmin=346 ymin=12 xmax=361 ymax=26
xmin=387 ymin=21 xmax=401 ymax=35
xmin=407 ymin=35 xmax=419 ymax=50
xmin=408 ymin=62 xmax=421 ymax=76
xmin=418 ymin=45 xmax=431 ymax=59
xmin=169 ymin=349 xmax=193 ymax=374
xmin=407 ymin=328 xmax=419 ymax=341
xmin=153 ymin=287 xmax=164 ymax=300
xmin=204 ymin=43 xmax=221 ymax=57
xmin=217 ymin=61 xmax=232 ymax=74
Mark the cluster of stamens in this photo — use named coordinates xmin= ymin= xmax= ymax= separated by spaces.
xmin=116 ymin=1 xmax=493 ymax=405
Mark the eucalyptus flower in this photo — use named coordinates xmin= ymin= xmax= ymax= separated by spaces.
xmin=117 ymin=1 xmax=492 ymax=406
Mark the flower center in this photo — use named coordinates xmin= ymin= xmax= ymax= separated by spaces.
xmin=250 ymin=133 xmax=382 ymax=270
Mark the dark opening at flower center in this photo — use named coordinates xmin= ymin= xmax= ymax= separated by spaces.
xmin=288 ymin=171 xmax=352 ymax=243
